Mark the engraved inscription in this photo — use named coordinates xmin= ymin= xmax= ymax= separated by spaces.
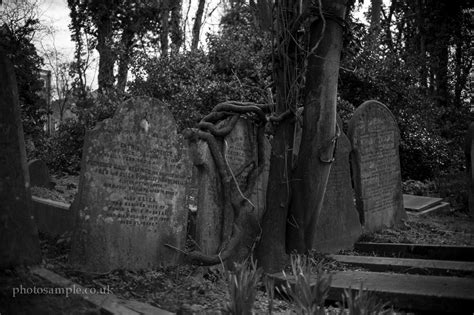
xmin=86 ymin=133 xmax=187 ymax=227
xmin=357 ymin=129 xmax=399 ymax=214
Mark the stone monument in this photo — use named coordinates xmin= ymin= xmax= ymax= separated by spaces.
xmin=69 ymin=97 xmax=192 ymax=272
xmin=0 ymin=50 xmax=41 ymax=268
xmin=312 ymin=118 xmax=362 ymax=252
xmin=348 ymin=100 xmax=406 ymax=232
xmin=194 ymin=118 xmax=270 ymax=257
xmin=28 ymin=159 xmax=52 ymax=188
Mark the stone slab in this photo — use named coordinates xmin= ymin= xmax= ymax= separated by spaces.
xmin=354 ymin=242 xmax=474 ymax=261
xmin=348 ymin=100 xmax=406 ymax=232
xmin=403 ymin=194 xmax=443 ymax=212
xmin=28 ymin=159 xmax=52 ymax=188
xmin=31 ymin=267 xmax=172 ymax=315
xmin=407 ymin=201 xmax=450 ymax=216
xmin=270 ymin=271 xmax=474 ymax=313
xmin=0 ymin=49 xmax=41 ymax=268
xmin=312 ymin=119 xmax=362 ymax=253
xmin=330 ymin=254 xmax=474 ymax=275
xmin=69 ymin=97 xmax=192 ymax=272
xmin=31 ymin=196 xmax=74 ymax=237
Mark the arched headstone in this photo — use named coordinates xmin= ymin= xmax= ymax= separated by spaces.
xmin=69 ymin=97 xmax=192 ymax=272
xmin=348 ymin=100 xmax=406 ymax=232
xmin=0 ymin=50 xmax=41 ymax=267
xmin=28 ymin=159 xmax=52 ymax=188
xmin=194 ymin=118 xmax=270 ymax=257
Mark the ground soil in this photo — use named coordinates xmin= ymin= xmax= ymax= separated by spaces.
xmin=25 ymin=175 xmax=474 ymax=313
xmin=359 ymin=211 xmax=474 ymax=246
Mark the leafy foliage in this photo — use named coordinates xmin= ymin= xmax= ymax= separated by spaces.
xmin=130 ymin=8 xmax=272 ymax=130
xmin=0 ymin=19 xmax=47 ymax=156
xmin=339 ymin=285 xmax=391 ymax=315
xmin=279 ymin=255 xmax=331 ymax=315
xmin=225 ymin=257 xmax=262 ymax=314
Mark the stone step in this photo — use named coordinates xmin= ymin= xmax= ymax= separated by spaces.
xmin=270 ymin=271 xmax=474 ymax=313
xmin=329 ymin=254 xmax=474 ymax=275
xmin=354 ymin=242 xmax=474 ymax=261
xmin=403 ymin=194 xmax=443 ymax=211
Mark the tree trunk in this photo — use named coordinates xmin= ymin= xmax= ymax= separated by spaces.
xmin=96 ymin=12 xmax=115 ymax=93
xmin=255 ymin=0 xmax=302 ymax=273
xmin=117 ymin=28 xmax=134 ymax=92
xmin=369 ymin=0 xmax=382 ymax=50
xmin=192 ymin=0 xmax=206 ymax=50
xmin=161 ymin=0 xmax=170 ymax=57
xmin=170 ymin=0 xmax=183 ymax=52
xmin=287 ymin=0 xmax=347 ymax=253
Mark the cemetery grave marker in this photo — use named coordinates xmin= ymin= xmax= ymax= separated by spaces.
xmin=293 ymin=115 xmax=362 ymax=252
xmin=70 ymin=97 xmax=192 ymax=272
xmin=194 ymin=118 xmax=270 ymax=256
xmin=28 ymin=159 xmax=52 ymax=188
xmin=0 ymin=50 xmax=41 ymax=267
xmin=348 ymin=100 xmax=406 ymax=232
xmin=312 ymin=118 xmax=362 ymax=252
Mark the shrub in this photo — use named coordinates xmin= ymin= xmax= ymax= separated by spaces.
xmin=279 ymin=255 xmax=331 ymax=315
xmin=225 ymin=257 xmax=262 ymax=314
xmin=44 ymin=118 xmax=85 ymax=174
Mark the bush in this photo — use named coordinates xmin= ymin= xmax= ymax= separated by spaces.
xmin=44 ymin=118 xmax=85 ymax=174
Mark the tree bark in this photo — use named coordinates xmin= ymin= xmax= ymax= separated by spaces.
xmin=287 ymin=0 xmax=347 ymax=253
xmin=192 ymin=0 xmax=206 ymax=50
xmin=254 ymin=0 xmax=301 ymax=273
xmin=369 ymin=0 xmax=382 ymax=51
xmin=170 ymin=0 xmax=183 ymax=52
xmin=96 ymin=10 xmax=115 ymax=93
xmin=117 ymin=28 xmax=134 ymax=92
xmin=161 ymin=0 xmax=170 ymax=57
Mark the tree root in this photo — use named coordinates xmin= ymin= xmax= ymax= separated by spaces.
xmin=171 ymin=101 xmax=272 ymax=266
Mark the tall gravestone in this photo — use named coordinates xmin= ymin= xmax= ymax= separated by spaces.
xmin=293 ymin=115 xmax=362 ymax=252
xmin=312 ymin=118 xmax=362 ymax=252
xmin=194 ymin=140 xmax=223 ymax=255
xmin=194 ymin=118 xmax=270 ymax=256
xmin=70 ymin=97 xmax=192 ymax=272
xmin=0 ymin=50 xmax=41 ymax=267
xmin=348 ymin=100 xmax=406 ymax=232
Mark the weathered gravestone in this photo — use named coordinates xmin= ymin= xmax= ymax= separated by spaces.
xmin=28 ymin=159 xmax=52 ymax=188
xmin=348 ymin=100 xmax=406 ymax=232
xmin=0 ymin=50 xmax=41 ymax=268
xmin=194 ymin=118 xmax=271 ymax=256
xmin=69 ymin=97 xmax=192 ymax=272
xmin=466 ymin=122 xmax=474 ymax=215
xmin=312 ymin=119 xmax=362 ymax=252
xmin=193 ymin=140 xmax=223 ymax=255
xmin=293 ymin=115 xmax=362 ymax=252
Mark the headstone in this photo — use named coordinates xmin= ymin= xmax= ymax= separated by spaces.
xmin=348 ymin=100 xmax=406 ymax=232
xmin=28 ymin=159 xmax=52 ymax=188
xmin=466 ymin=122 xmax=474 ymax=215
xmin=193 ymin=140 xmax=223 ymax=255
xmin=194 ymin=118 xmax=271 ymax=256
xmin=224 ymin=119 xmax=268 ymax=219
xmin=0 ymin=50 xmax=41 ymax=268
xmin=69 ymin=97 xmax=192 ymax=272
xmin=312 ymin=120 xmax=362 ymax=252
